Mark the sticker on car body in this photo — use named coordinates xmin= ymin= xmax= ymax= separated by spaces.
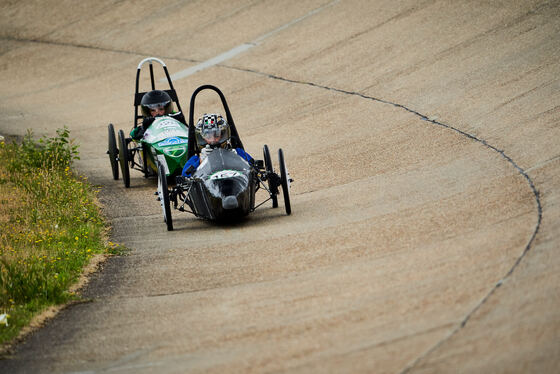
xmin=209 ymin=170 xmax=243 ymax=180
xmin=159 ymin=137 xmax=188 ymax=146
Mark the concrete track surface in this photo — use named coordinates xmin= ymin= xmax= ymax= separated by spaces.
xmin=0 ymin=1 xmax=558 ymax=373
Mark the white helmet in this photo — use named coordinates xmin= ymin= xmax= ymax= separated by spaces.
xmin=195 ymin=113 xmax=231 ymax=149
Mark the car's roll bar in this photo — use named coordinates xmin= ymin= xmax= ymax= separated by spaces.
xmin=133 ymin=57 xmax=183 ymax=128
xmin=187 ymin=85 xmax=244 ymax=159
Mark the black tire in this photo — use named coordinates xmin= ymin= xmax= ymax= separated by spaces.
xmin=108 ymin=124 xmax=119 ymax=180
xmin=278 ymin=148 xmax=291 ymax=215
xmin=141 ymin=145 xmax=150 ymax=178
xmin=118 ymin=130 xmax=130 ymax=188
xmin=158 ymin=163 xmax=173 ymax=231
xmin=263 ymin=144 xmax=278 ymax=208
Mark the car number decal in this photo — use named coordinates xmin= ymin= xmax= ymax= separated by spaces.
xmin=209 ymin=170 xmax=242 ymax=180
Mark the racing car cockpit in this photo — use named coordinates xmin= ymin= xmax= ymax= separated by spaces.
xmin=181 ymin=113 xmax=252 ymax=178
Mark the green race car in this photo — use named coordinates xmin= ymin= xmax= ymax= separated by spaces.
xmin=107 ymin=57 xmax=188 ymax=187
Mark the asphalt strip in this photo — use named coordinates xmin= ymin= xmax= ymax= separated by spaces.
xmin=166 ymin=0 xmax=339 ymax=81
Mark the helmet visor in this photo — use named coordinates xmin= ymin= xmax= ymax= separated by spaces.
xmin=141 ymin=100 xmax=173 ymax=117
xmin=201 ymin=125 xmax=225 ymax=145
xmin=145 ymin=100 xmax=170 ymax=109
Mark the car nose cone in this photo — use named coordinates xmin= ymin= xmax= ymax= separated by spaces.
xmin=222 ymin=195 xmax=238 ymax=210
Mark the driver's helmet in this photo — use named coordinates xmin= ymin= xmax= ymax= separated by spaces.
xmin=140 ymin=90 xmax=173 ymax=117
xmin=195 ymin=113 xmax=231 ymax=149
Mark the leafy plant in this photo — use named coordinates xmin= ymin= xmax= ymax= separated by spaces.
xmin=0 ymin=129 xmax=113 ymax=345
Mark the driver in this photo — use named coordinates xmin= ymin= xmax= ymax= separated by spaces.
xmin=182 ymin=113 xmax=253 ymax=177
xmin=131 ymin=90 xmax=186 ymax=140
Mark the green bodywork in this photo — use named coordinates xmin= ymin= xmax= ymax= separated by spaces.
xmin=132 ymin=116 xmax=189 ymax=177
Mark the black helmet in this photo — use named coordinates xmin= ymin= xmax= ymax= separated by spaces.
xmin=140 ymin=90 xmax=173 ymax=117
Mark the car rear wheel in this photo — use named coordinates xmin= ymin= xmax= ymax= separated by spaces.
xmin=108 ymin=124 xmax=119 ymax=180
xmin=158 ymin=162 xmax=173 ymax=231
xmin=118 ymin=130 xmax=130 ymax=188
xmin=278 ymin=148 xmax=291 ymax=215
xmin=263 ymin=144 xmax=278 ymax=208
xmin=141 ymin=145 xmax=150 ymax=178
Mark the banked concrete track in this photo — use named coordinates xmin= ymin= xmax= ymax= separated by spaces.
xmin=0 ymin=1 xmax=558 ymax=373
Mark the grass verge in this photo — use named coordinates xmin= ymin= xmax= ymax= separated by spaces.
xmin=0 ymin=128 xmax=118 ymax=346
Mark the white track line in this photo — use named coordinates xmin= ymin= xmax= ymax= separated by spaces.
xmin=168 ymin=0 xmax=339 ymax=81
xmin=169 ymin=44 xmax=254 ymax=81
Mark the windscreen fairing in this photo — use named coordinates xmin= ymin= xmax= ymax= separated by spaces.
xmin=189 ymin=148 xmax=255 ymax=219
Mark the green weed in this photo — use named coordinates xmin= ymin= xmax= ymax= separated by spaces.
xmin=0 ymin=128 xmax=113 ymax=345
